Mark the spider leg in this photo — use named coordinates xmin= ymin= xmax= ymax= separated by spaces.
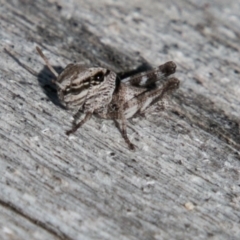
xmin=121 ymin=61 xmax=177 ymax=87
xmin=66 ymin=112 xmax=92 ymax=135
xmin=123 ymin=77 xmax=180 ymax=115
xmin=72 ymin=109 xmax=83 ymax=127
xmin=118 ymin=115 xmax=136 ymax=150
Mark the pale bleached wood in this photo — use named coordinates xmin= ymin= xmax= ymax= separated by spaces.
xmin=0 ymin=0 xmax=240 ymax=240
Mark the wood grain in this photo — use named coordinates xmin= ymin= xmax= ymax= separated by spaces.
xmin=0 ymin=0 xmax=240 ymax=239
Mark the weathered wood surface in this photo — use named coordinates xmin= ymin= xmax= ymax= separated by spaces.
xmin=0 ymin=0 xmax=240 ymax=239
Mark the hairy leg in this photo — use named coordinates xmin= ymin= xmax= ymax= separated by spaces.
xmin=121 ymin=61 xmax=177 ymax=87
xmin=66 ymin=112 xmax=92 ymax=135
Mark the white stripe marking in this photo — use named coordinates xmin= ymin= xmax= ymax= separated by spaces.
xmin=140 ymin=76 xmax=148 ymax=85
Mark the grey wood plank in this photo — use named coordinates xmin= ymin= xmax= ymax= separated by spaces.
xmin=0 ymin=0 xmax=240 ymax=239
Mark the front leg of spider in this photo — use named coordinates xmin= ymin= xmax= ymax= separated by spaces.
xmin=66 ymin=112 xmax=92 ymax=135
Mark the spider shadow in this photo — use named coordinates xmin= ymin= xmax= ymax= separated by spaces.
xmin=37 ymin=65 xmax=66 ymax=109
xmin=117 ymin=62 xmax=152 ymax=81
xmin=4 ymin=48 xmax=66 ymax=109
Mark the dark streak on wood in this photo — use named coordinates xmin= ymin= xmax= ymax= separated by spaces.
xmin=0 ymin=198 xmax=70 ymax=240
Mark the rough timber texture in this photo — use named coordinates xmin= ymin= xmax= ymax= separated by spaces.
xmin=0 ymin=0 xmax=240 ymax=239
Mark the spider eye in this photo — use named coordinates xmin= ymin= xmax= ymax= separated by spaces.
xmin=94 ymin=72 xmax=104 ymax=82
